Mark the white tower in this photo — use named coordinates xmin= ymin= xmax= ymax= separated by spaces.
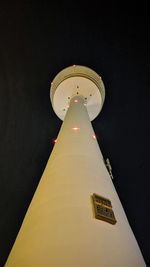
xmin=5 ymin=65 xmax=146 ymax=267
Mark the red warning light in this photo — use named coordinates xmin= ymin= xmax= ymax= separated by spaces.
xmin=92 ymin=134 xmax=96 ymax=139
xmin=72 ymin=127 xmax=80 ymax=131
xmin=52 ymin=138 xmax=57 ymax=144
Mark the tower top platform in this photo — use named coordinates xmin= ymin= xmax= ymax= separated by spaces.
xmin=50 ymin=65 xmax=105 ymax=121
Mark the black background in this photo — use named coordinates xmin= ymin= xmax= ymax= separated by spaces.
xmin=0 ymin=2 xmax=149 ymax=266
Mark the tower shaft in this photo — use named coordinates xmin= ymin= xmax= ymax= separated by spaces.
xmin=5 ymin=95 xmax=146 ymax=267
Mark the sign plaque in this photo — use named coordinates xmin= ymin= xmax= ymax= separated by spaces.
xmin=92 ymin=193 xmax=117 ymax=225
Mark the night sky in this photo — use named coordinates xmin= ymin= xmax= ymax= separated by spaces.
xmin=0 ymin=2 xmax=150 ymax=266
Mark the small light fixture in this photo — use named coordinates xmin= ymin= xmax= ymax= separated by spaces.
xmin=92 ymin=134 xmax=96 ymax=139
xmin=52 ymin=138 xmax=57 ymax=144
xmin=72 ymin=127 xmax=79 ymax=131
xmin=74 ymin=99 xmax=78 ymax=103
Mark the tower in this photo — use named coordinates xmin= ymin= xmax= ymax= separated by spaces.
xmin=5 ymin=65 xmax=146 ymax=266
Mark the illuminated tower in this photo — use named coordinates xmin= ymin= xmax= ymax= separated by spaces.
xmin=5 ymin=65 xmax=146 ymax=267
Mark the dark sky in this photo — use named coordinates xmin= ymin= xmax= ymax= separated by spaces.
xmin=0 ymin=2 xmax=150 ymax=266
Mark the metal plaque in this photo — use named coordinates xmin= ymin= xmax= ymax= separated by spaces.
xmin=92 ymin=193 xmax=117 ymax=225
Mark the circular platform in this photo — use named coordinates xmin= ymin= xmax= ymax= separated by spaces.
xmin=50 ymin=65 xmax=105 ymax=121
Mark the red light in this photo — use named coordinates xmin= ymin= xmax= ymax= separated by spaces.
xmin=72 ymin=127 xmax=79 ymax=131
xmin=92 ymin=134 xmax=96 ymax=139
xmin=52 ymin=138 xmax=57 ymax=144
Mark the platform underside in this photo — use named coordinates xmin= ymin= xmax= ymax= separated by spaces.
xmin=50 ymin=65 xmax=105 ymax=121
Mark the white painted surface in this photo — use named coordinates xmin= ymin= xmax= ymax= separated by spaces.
xmin=5 ymin=70 xmax=146 ymax=267
xmin=50 ymin=65 xmax=105 ymax=121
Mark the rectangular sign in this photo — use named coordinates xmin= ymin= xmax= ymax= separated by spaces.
xmin=92 ymin=193 xmax=117 ymax=225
